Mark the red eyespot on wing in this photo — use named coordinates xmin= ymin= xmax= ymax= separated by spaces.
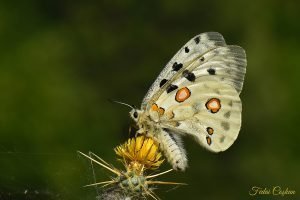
xmin=175 ymin=87 xmax=191 ymax=103
xmin=205 ymin=98 xmax=221 ymax=113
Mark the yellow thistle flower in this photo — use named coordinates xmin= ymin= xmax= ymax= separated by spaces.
xmin=78 ymin=136 xmax=186 ymax=199
xmin=114 ymin=136 xmax=164 ymax=171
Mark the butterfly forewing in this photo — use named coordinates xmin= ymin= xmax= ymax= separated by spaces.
xmin=190 ymin=45 xmax=246 ymax=94
xmin=142 ymin=32 xmax=227 ymax=109
xmin=150 ymin=45 xmax=246 ymax=106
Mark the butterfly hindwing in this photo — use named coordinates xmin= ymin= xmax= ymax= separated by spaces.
xmin=150 ymin=77 xmax=242 ymax=152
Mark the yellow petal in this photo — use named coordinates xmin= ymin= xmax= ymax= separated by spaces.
xmin=114 ymin=136 xmax=164 ymax=170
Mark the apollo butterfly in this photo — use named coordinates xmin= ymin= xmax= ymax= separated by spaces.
xmin=129 ymin=32 xmax=246 ymax=171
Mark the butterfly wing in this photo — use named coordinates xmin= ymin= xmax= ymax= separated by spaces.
xmin=142 ymin=32 xmax=227 ymax=109
xmin=144 ymin=32 xmax=246 ymax=152
xmin=151 ymin=77 xmax=241 ymax=152
xmin=142 ymin=32 xmax=246 ymax=111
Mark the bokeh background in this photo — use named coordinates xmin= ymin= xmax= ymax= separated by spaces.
xmin=0 ymin=1 xmax=299 ymax=199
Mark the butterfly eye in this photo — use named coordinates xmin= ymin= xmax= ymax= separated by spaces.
xmin=133 ymin=111 xmax=138 ymax=118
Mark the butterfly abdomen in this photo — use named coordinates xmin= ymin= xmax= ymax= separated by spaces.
xmin=156 ymin=129 xmax=188 ymax=171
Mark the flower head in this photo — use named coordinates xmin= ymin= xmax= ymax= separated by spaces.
xmin=79 ymin=136 xmax=186 ymax=200
xmin=114 ymin=136 xmax=164 ymax=171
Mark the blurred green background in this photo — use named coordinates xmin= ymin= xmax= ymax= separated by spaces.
xmin=0 ymin=0 xmax=299 ymax=199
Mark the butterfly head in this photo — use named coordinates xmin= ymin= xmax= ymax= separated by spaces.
xmin=129 ymin=108 xmax=142 ymax=122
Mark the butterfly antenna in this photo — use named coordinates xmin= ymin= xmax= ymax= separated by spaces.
xmin=108 ymin=99 xmax=135 ymax=109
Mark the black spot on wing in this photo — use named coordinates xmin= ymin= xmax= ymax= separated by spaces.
xmin=182 ymin=70 xmax=196 ymax=82
xmin=207 ymin=68 xmax=216 ymax=75
xmin=184 ymin=46 xmax=189 ymax=53
xmin=194 ymin=36 xmax=200 ymax=44
xmin=172 ymin=62 xmax=183 ymax=71
xmin=166 ymin=84 xmax=178 ymax=93
xmin=159 ymin=79 xmax=168 ymax=87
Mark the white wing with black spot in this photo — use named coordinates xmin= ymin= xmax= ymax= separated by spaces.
xmin=142 ymin=33 xmax=246 ymax=112
xmin=142 ymin=32 xmax=227 ymax=109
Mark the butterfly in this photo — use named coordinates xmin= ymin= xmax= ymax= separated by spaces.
xmin=129 ymin=32 xmax=246 ymax=171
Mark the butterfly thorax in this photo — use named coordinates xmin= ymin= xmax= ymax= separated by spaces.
xmin=129 ymin=109 xmax=161 ymax=137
